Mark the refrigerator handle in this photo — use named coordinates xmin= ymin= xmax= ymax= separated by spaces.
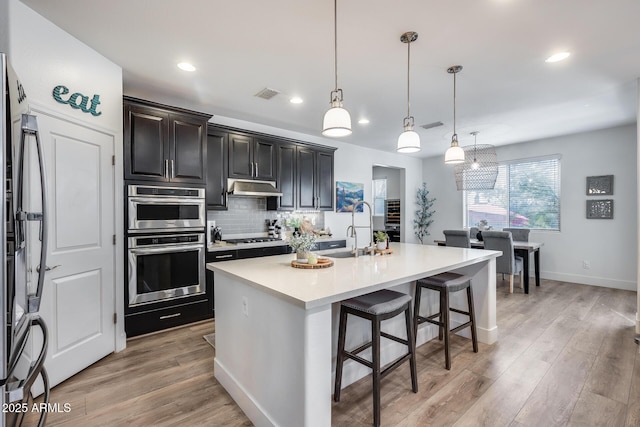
xmin=19 ymin=114 xmax=49 ymax=314
xmin=4 ymin=316 xmax=50 ymax=427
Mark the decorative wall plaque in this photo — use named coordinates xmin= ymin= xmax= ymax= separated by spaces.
xmin=586 ymin=175 xmax=613 ymax=195
xmin=52 ymin=85 xmax=102 ymax=116
xmin=586 ymin=199 xmax=613 ymax=219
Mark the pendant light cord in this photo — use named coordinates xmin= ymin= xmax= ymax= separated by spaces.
xmin=473 ymin=132 xmax=477 ymax=161
xmin=406 ymin=39 xmax=411 ymax=118
xmin=452 ymin=71 xmax=457 ymax=135
xmin=333 ymin=0 xmax=338 ymax=91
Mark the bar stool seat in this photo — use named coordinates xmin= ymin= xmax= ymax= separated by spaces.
xmin=334 ymin=289 xmax=418 ymax=427
xmin=414 ymin=272 xmax=478 ymax=370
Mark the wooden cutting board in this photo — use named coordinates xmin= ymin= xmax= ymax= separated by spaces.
xmin=291 ymin=258 xmax=334 ymax=269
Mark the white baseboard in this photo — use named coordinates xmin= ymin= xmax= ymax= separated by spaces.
xmin=214 ymin=358 xmax=276 ymax=427
xmin=541 ymin=271 xmax=636 ymax=291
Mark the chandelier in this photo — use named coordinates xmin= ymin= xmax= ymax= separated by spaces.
xmin=454 ymin=131 xmax=498 ymax=190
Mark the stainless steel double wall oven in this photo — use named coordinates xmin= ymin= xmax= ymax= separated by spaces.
xmin=125 ymin=184 xmax=211 ymax=337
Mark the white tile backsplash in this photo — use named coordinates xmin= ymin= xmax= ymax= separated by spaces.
xmin=207 ymin=197 xmax=324 ymax=235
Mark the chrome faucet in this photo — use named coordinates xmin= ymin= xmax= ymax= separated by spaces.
xmin=346 ymin=201 xmax=375 ymax=257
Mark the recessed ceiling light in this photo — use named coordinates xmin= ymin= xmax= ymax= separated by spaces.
xmin=358 ymin=118 xmax=370 ymax=124
xmin=545 ymin=52 xmax=570 ymax=63
xmin=289 ymin=97 xmax=303 ymax=104
xmin=177 ymin=62 xmax=196 ymax=72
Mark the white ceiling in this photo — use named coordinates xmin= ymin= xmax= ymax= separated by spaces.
xmin=22 ymin=0 xmax=640 ymax=158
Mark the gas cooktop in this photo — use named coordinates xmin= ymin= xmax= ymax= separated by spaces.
xmin=224 ymin=237 xmax=284 ymax=244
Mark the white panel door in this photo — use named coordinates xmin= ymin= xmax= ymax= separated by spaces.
xmin=30 ymin=108 xmax=116 ymax=390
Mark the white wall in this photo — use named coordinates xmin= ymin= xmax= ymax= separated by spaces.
xmin=424 ymin=124 xmax=637 ymax=291
xmin=8 ymin=0 xmax=125 ymax=348
xmin=210 ymin=115 xmax=424 ymax=245
xmin=636 ymin=80 xmax=640 ymax=334
xmin=0 ymin=0 xmax=8 ymax=54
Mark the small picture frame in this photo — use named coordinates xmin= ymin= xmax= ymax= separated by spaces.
xmin=586 ymin=175 xmax=613 ymax=196
xmin=586 ymin=199 xmax=613 ymax=219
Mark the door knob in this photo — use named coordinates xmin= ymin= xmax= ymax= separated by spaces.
xmin=36 ymin=264 xmax=61 ymax=273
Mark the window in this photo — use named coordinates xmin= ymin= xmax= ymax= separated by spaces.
xmin=373 ymin=178 xmax=387 ymax=216
xmin=464 ymin=156 xmax=560 ymax=230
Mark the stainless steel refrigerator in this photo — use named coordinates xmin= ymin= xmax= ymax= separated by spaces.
xmin=1 ymin=53 xmax=50 ymax=427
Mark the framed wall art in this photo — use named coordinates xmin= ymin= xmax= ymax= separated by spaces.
xmin=586 ymin=199 xmax=613 ymax=219
xmin=586 ymin=175 xmax=613 ymax=196
xmin=336 ymin=181 xmax=364 ymax=212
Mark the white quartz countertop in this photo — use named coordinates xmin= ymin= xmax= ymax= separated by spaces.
xmin=207 ymin=236 xmax=345 ymax=252
xmin=207 ymin=243 xmax=501 ymax=309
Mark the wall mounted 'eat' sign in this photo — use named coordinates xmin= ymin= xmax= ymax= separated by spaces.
xmin=52 ymin=85 xmax=102 ymax=117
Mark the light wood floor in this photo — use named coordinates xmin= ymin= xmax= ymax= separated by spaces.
xmin=28 ymin=278 xmax=640 ymax=426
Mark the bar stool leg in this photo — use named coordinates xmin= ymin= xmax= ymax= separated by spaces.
xmin=372 ymin=317 xmax=381 ymax=427
xmin=437 ymin=291 xmax=444 ymax=341
xmin=467 ymin=286 xmax=478 ymax=353
xmin=442 ymin=289 xmax=451 ymax=370
xmin=404 ymin=304 xmax=418 ymax=392
xmin=334 ymin=307 xmax=348 ymax=402
xmin=412 ymin=284 xmax=422 ymax=341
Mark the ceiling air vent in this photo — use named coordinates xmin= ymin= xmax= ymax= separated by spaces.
xmin=420 ymin=121 xmax=444 ymax=130
xmin=254 ymin=87 xmax=280 ymax=100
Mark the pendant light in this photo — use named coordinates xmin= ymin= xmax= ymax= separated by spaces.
xmin=444 ymin=65 xmax=465 ymax=164
xmin=470 ymin=131 xmax=480 ymax=170
xmin=453 ymin=131 xmax=499 ymax=191
xmin=322 ymin=0 xmax=352 ymax=137
xmin=396 ymin=31 xmax=421 ymax=153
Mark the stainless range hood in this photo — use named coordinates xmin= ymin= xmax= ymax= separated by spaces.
xmin=227 ymin=178 xmax=283 ymax=197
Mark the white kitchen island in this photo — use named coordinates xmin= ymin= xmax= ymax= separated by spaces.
xmin=206 ymin=243 xmax=500 ymax=427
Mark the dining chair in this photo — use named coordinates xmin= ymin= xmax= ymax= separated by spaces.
xmin=443 ymin=230 xmax=471 ymax=248
xmin=502 ymin=228 xmax=530 ymax=242
xmin=469 ymin=227 xmax=479 ymax=240
xmin=481 ymin=231 xmax=524 ymax=293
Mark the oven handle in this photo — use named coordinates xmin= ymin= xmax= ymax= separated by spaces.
xmin=128 ymin=197 xmax=205 ymax=205
xmin=129 ymin=244 xmax=204 ymax=255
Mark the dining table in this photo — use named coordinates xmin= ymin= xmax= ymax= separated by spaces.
xmin=434 ymin=238 xmax=543 ymax=294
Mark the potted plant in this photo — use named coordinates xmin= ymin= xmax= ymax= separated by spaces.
xmin=374 ymin=231 xmax=388 ymax=250
xmin=414 ymin=182 xmax=436 ymax=245
xmin=285 ymin=217 xmax=302 ymax=236
xmin=288 ymin=231 xmax=317 ymax=261
xmin=475 ymin=219 xmax=492 ymax=241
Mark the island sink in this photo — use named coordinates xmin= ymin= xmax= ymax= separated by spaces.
xmin=323 ymin=250 xmax=356 ymax=258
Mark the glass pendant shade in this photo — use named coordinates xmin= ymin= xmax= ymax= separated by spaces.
xmin=397 ymin=129 xmax=421 ymax=153
xmin=322 ymin=99 xmax=352 ymax=137
xmin=445 ymin=144 xmax=465 ymax=164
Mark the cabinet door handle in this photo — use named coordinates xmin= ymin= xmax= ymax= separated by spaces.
xmin=255 ymin=162 xmax=258 ymax=177
xmin=171 ymin=159 xmax=175 ymax=178
xmin=250 ymin=162 xmax=254 ymax=177
xmin=164 ymin=159 xmax=169 ymax=179
xmin=159 ymin=313 xmax=181 ymax=320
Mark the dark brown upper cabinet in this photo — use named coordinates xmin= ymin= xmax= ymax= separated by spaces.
xmin=206 ymin=128 xmax=228 ymax=210
xmin=208 ymin=125 xmax=335 ymax=211
xmin=274 ymin=143 xmax=297 ymax=211
xmin=124 ymin=97 xmax=211 ymax=184
xmin=297 ymin=146 xmax=334 ymax=211
xmin=228 ymin=133 xmax=277 ymax=181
